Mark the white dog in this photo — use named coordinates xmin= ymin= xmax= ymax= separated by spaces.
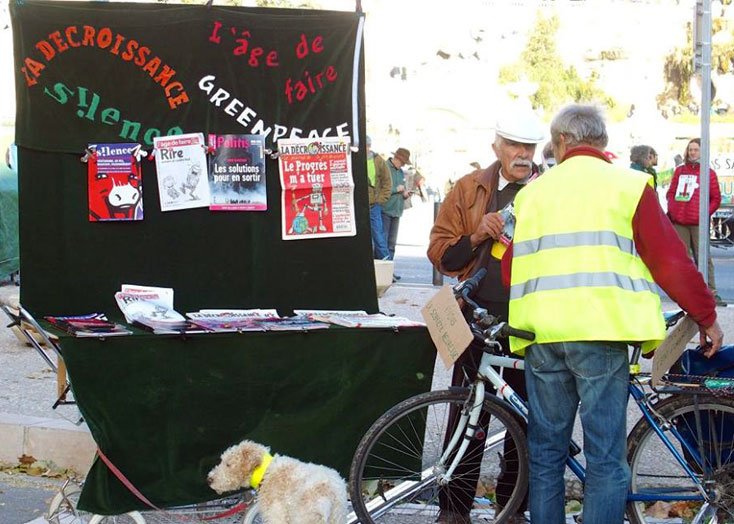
xmin=207 ymin=440 xmax=348 ymax=524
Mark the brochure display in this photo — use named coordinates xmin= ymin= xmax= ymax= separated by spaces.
xmin=279 ymin=137 xmax=356 ymax=240
xmin=154 ymin=134 xmax=211 ymax=212
xmin=87 ymin=143 xmax=143 ymax=222
xmin=207 ymin=134 xmax=267 ymax=211
xmin=8 ymin=0 xmax=424 ymax=516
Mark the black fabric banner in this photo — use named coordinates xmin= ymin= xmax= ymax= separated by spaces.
xmin=11 ymin=0 xmax=377 ymax=316
xmin=12 ymin=1 xmax=363 ymax=153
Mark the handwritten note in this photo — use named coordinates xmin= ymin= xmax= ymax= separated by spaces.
xmin=421 ymin=285 xmax=473 ymax=369
xmin=652 ymin=315 xmax=698 ymax=385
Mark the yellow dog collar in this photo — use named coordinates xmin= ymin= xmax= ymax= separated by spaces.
xmin=250 ymin=453 xmax=273 ymax=489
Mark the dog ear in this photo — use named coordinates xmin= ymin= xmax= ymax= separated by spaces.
xmin=237 ymin=441 xmax=270 ymax=477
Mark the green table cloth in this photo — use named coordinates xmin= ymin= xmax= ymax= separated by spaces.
xmin=59 ymin=327 xmax=436 ymax=515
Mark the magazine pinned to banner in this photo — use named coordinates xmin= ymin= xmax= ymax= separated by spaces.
xmin=278 ymin=137 xmax=355 ymax=240
xmin=207 ymin=134 xmax=267 ymax=211
xmin=88 ymin=143 xmax=143 ymax=222
xmin=153 ymin=133 xmax=211 ymax=212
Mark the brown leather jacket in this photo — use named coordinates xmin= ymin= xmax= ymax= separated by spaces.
xmin=427 ymin=162 xmax=501 ymax=280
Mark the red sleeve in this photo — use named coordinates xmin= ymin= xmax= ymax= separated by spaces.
xmin=710 ymin=168 xmax=721 ymax=213
xmin=501 ymin=242 xmax=513 ymax=289
xmin=633 ymin=185 xmax=716 ymax=327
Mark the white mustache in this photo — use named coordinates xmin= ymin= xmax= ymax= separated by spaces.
xmin=511 ymin=159 xmax=532 ymax=168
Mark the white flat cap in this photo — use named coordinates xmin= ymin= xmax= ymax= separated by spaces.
xmin=495 ymin=106 xmax=546 ymax=144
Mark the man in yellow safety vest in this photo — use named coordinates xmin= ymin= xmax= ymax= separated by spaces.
xmin=504 ymin=104 xmax=723 ymax=524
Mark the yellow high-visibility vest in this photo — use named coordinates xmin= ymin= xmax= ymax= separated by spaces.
xmin=509 ymin=154 xmax=666 ymax=355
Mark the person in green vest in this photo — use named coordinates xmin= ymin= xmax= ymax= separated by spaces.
xmin=381 ymin=147 xmax=411 ymax=263
xmin=366 ymin=136 xmax=391 ymax=259
xmin=629 ymin=144 xmax=656 ymax=188
xmin=506 ymin=104 xmax=723 ymax=524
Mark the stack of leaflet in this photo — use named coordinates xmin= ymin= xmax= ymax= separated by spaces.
xmin=186 ymin=309 xmax=279 ymax=332
xmin=114 ymin=284 xmax=200 ymax=334
xmin=295 ymin=310 xmax=425 ymax=329
xmin=258 ymin=314 xmax=330 ymax=331
xmin=45 ymin=313 xmax=132 ymax=338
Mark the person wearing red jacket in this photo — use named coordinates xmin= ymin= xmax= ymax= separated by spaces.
xmin=666 ymin=138 xmax=724 ymax=305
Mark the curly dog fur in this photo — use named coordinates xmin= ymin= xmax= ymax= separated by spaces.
xmin=207 ymin=440 xmax=347 ymax=524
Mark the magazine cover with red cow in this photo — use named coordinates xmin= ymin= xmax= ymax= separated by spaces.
xmin=278 ymin=136 xmax=355 ymax=240
xmin=87 ymin=143 xmax=144 ymax=222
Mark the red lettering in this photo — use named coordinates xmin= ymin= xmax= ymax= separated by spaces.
xmin=22 ymin=58 xmax=46 ymax=87
xmin=121 ymin=39 xmax=138 ymax=61
xmin=134 ymin=46 xmax=151 ymax=66
xmin=209 ymin=21 xmax=223 ymax=44
xmin=233 ymin=31 xmax=251 ymax=56
xmin=65 ymin=26 xmax=80 ymax=48
xmin=97 ymin=27 xmax=113 ymax=49
xmin=304 ymin=70 xmax=315 ymax=93
xmin=295 ymin=80 xmax=307 ymax=101
xmin=285 ymin=78 xmax=294 ymax=105
xmin=82 ymin=25 xmax=96 ymax=46
xmin=266 ymin=50 xmax=279 ymax=67
xmin=35 ymin=40 xmax=55 ymax=61
xmin=167 ymin=90 xmax=189 ymax=110
xmin=164 ymin=81 xmax=184 ymax=97
xmin=110 ymin=34 xmax=126 ymax=55
xmin=295 ymin=33 xmax=309 ymax=59
xmin=315 ymin=71 xmax=324 ymax=89
xmin=154 ymin=65 xmax=175 ymax=87
xmin=48 ymin=31 xmax=69 ymax=53
xmin=325 ymin=66 xmax=337 ymax=81
xmin=142 ymin=56 xmax=162 ymax=77
xmin=312 ymin=35 xmax=324 ymax=53
xmin=248 ymin=47 xmax=263 ymax=67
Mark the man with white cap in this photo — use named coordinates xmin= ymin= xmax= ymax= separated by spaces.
xmin=427 ymin=105 xmax=544 ymax=524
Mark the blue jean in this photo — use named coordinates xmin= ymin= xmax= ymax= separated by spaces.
xmin=370 ymin=204 xmax=389 ymax=259
xmin=381 ymin=213 xmax=400 ymax=260
xmin=525 ymin=341 xmax=630 ymax=524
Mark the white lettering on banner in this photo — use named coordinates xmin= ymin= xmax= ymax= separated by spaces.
xmin=198 ymin=75 xmax=350 ymax=142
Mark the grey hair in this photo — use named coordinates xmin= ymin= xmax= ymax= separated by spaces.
xmin=630 ymin=145 xmax=652 ymax=164
xmin=550 ymin=104 xmax=608 ymax=150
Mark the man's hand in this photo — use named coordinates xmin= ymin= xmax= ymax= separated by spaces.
xmin=700 ymin=320 xmax=724 ymax=358
xmin=470 ymin=212 xmax=504 ymax=247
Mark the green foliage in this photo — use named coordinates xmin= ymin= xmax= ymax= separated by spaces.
xmin=497 ymin=11 xmax=613 ymax=117
xmin=662 ymin=19 xmax=734 ymax=108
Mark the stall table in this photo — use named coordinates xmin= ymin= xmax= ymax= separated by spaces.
xmin=58 ymin=326 xmax=436 ymax=515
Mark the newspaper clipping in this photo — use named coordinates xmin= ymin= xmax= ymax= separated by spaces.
xmin=154 ymin=133 xmax=211 ymax=212
xmin=278 ymin=137 xmax=355 ymax=240
xmin=207 ymin=134 xmax=267 ymax=211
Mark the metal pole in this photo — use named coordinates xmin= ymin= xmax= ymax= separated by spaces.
xmin=698 ymin=0 xmax=712 ymax=282
xmin=432 ymin=200 xmax=444 ymax=286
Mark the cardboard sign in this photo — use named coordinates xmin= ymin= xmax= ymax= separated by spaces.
xmin=421 ymin=285 xmax=473 ymax=369
xmin=652 ymin=315 xmax=698 ymax=385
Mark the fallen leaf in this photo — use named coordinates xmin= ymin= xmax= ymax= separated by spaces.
xmin=18 ymin=454 xmax=36 ymax=465
xmin=644 ymin=501 xmax=672 ymax=518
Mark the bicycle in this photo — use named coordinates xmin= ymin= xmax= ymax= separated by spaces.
xmin=348 ymin=268 xmax=734 ymax=524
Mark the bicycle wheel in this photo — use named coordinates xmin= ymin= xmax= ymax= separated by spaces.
xmin=627 ymin=394 xmax=734 ymax=524
xmin=349 ymin=389 xmax=528 ymax=524
xmin=47 ymin=481 xmax=88 ymax=524
xmin=88 ymin=513 xmax=146 ymax=524
xmin=241 ymin=501 xmax=264 ymax=524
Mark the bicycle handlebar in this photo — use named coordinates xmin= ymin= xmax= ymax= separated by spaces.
xmin=453 ymin=268 xmax=487 ymax=299
xmin=453 ymin=268 xmax=535 ymax=344
xmin=498 ymin=323 xmax=536 ymax=341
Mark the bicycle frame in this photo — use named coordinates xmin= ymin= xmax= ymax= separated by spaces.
xmin=345 ymin=349 xmax=718 ymax=524
xmin=473 ymin=349 xmax=711 ymax=505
